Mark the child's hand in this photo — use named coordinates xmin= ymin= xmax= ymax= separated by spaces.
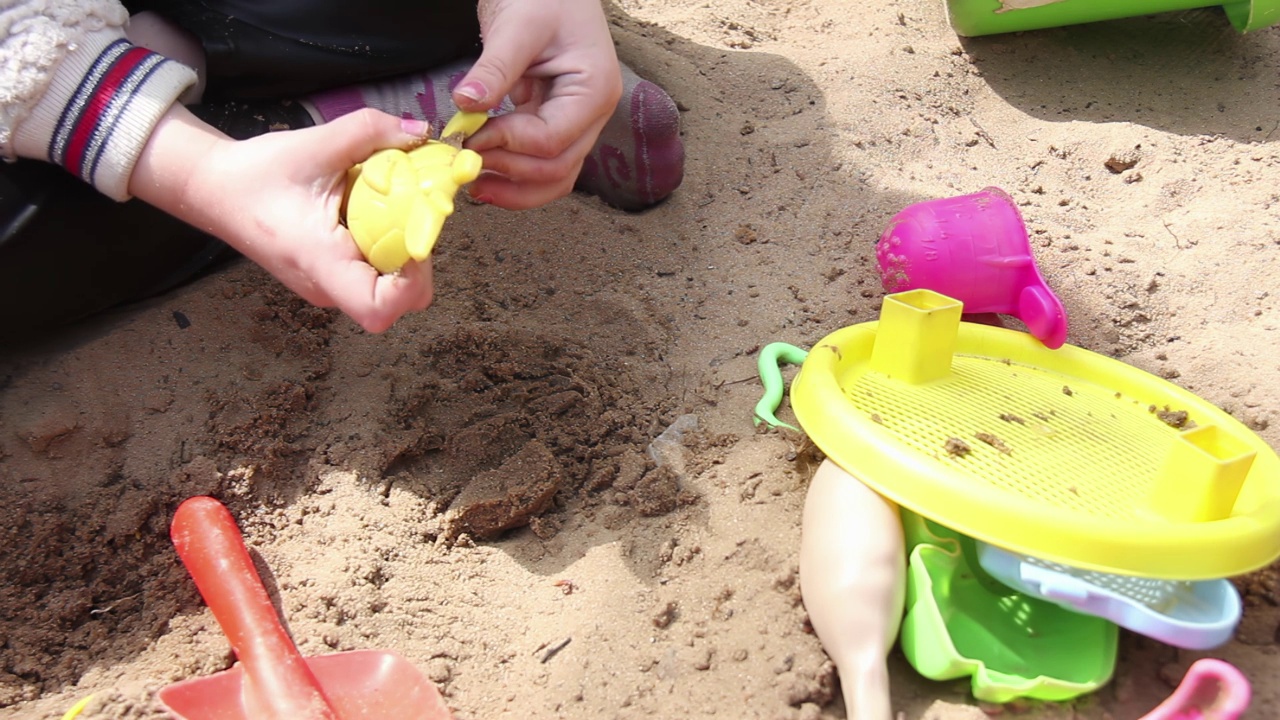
xmin=452 ymin=0 xmax=623 ymax=210
xmin=130 ymin=106 xmax=437 ymax=333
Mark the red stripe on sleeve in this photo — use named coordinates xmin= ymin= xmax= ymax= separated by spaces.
xmin=62 ymin=47 xmax=153 ymax=175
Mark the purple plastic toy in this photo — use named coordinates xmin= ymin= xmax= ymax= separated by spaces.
xmin=875 ymin=187 xmax=1069 ymax=349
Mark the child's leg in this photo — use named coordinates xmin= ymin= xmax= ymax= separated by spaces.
xmin=305 ymin=60 xmax=684 ymax=212
xmin=0 ymin=13 xmax=228 ymax=343
xmin=0 ymin=159 xmax=234 ymax=343
xmin=575 ymin=65 xmax=684 ymax=212
xmin=303 ymin=58 xmax=488 ymax=134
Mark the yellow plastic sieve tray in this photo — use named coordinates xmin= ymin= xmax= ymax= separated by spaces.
xmin=790 ymin=290 xmax=1280 ymax=581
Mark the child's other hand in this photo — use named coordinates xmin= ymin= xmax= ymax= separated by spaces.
xmin=452 ymin=0 xmax=623 ymax=210
xmin=132 ymin=106 xmax=437 ymax=333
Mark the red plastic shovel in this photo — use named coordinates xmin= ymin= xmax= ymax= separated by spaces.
xmin=158 ymin=496 xmax=454 ymax=720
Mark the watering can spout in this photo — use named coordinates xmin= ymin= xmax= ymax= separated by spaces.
xmin=1018 ymin=285 xmax=1068 ymax=350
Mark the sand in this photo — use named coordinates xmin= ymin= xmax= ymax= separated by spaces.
xmin=3 ymin=0 xmax=1280 ymax=718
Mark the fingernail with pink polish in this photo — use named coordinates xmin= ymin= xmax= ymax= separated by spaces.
xmin=472 ymin=192 xmax=494 ymax=205
xmin=401 ymin=118 xmax=430 ymax=137
xmin=455 ymin=81 xmax=487 ymax=104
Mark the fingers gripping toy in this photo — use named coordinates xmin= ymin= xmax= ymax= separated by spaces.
xmin=342 ymin=111 xmax=488 ymax=274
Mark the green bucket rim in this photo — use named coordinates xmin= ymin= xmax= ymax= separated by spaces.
xmin=1224 ymin=0 xmax=1280 ymax=31
xmin=948 ymin=0 xmax=1280 ymax=35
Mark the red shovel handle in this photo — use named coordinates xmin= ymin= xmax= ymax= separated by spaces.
xmin=171 ymin=496 xmax=337 ymax=720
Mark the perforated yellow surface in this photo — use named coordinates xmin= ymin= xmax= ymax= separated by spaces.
xmin=850 ymin=355 xmax=1179 ymax=518
xmin=791 ymin=291 xmax=1280 ymax=580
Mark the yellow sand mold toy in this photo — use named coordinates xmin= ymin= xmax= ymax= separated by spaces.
xmin=342 ymin=111 xmax=488 ymax=274
xmin=764 ymin=289 xmax=1280 ymax=581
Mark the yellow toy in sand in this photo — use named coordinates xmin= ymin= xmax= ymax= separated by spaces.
xmin=342 ymin=110 xmax=488 ymax=274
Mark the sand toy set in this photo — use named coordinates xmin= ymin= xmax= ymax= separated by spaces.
xmin=755 ymin=188 xmax=1275 ymax=718
xmin=45 ymin=9 xmax=1276 ymax=715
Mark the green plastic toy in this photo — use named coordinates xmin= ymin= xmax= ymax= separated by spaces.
xmin=947 ymin=0 xmax=1280 ymax=36
xmin=898 ymin=510 xmax=1119 ymax=703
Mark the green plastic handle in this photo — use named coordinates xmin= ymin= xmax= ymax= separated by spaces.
xmin=753 ymin=342 xmax=809 ymax=430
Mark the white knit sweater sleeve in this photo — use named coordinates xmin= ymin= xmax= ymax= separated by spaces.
xmin=1 ymin=0 xmax=197 ymax=200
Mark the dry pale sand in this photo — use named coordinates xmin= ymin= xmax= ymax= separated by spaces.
xmin=3 ymin=0 xmax=1280 ymax=718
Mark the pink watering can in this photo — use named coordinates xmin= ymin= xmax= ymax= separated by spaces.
xmin=875 ymin=187 xmax=1068 ymax=349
